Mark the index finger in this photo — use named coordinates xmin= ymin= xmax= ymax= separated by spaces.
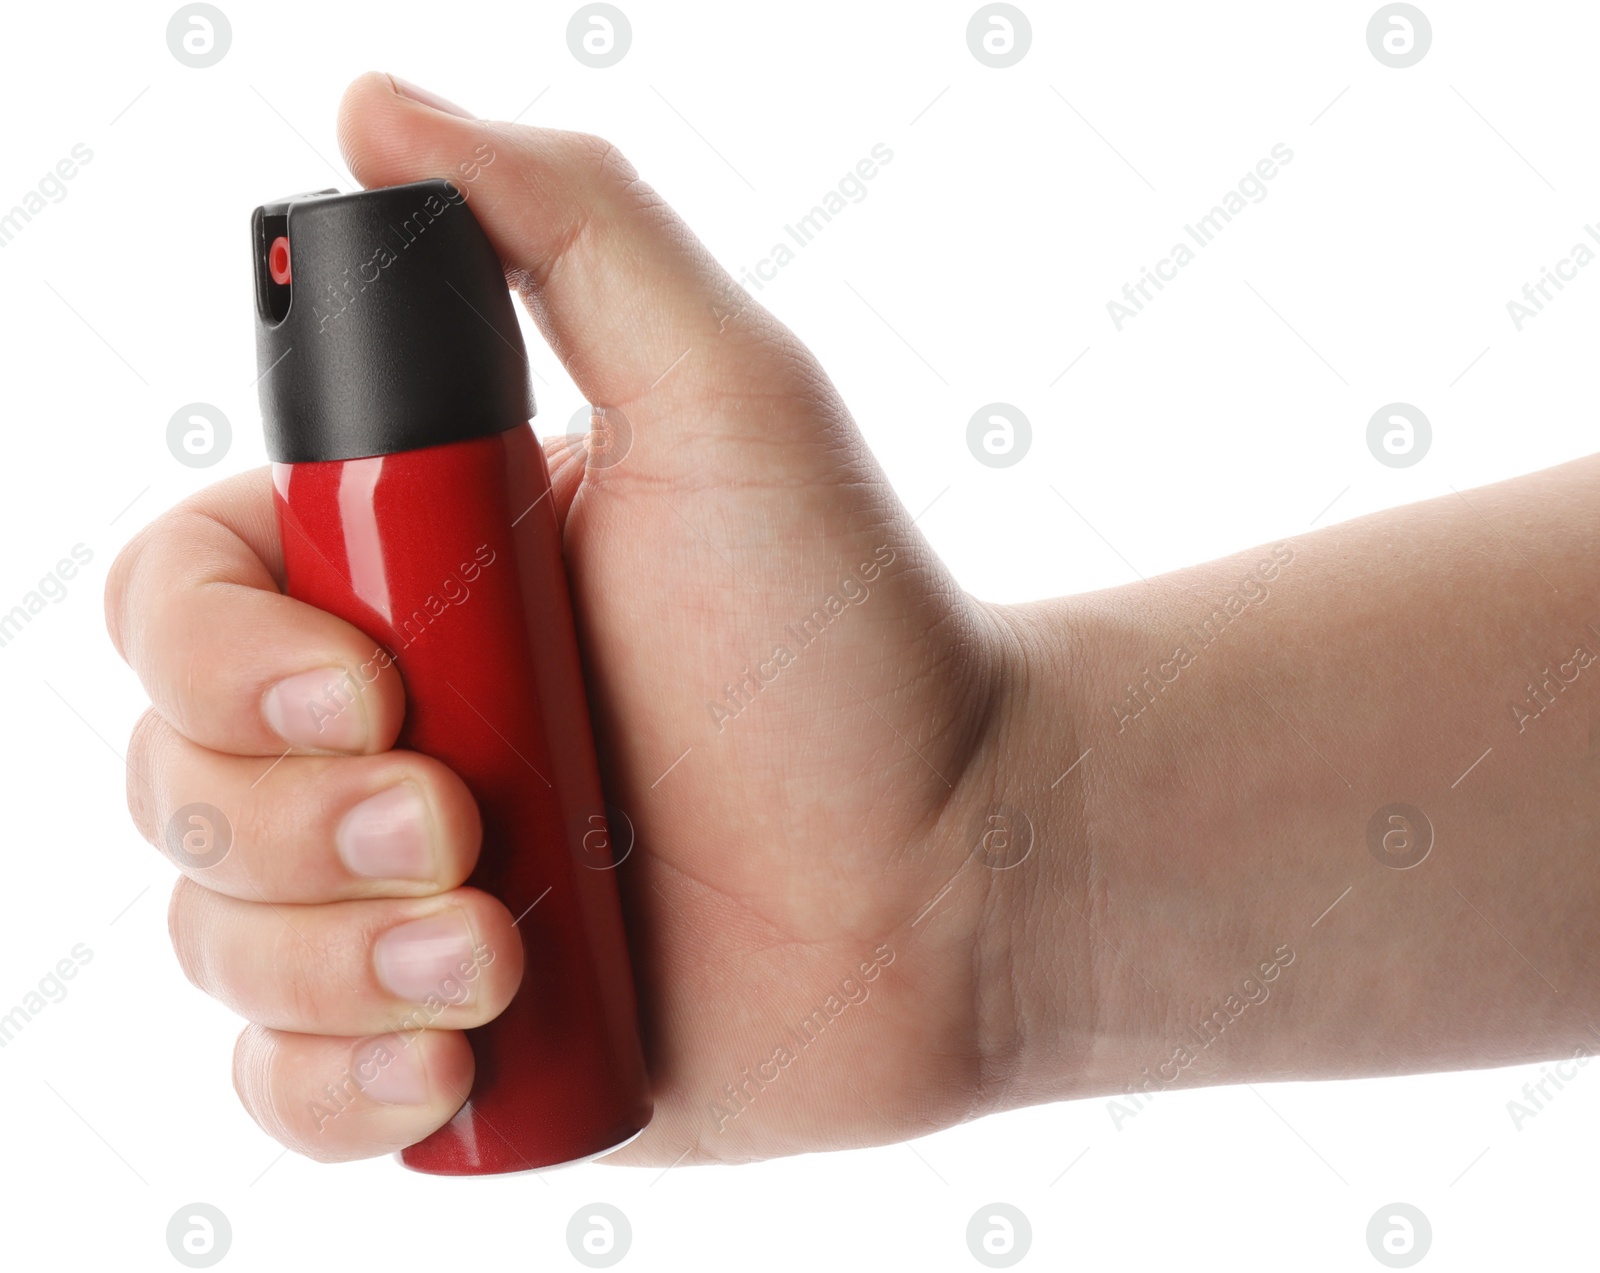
xmin=105 ymin=468 xmax=406 ymax=757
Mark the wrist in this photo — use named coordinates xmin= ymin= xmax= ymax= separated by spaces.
xmin=956 ymin=586 xmax=1273 ymax=1116
xmin=950 ymin=595 xmax=1119 ymax=1114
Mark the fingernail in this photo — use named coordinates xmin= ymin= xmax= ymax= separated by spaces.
xmin=337 ymin=784 xmax=434 ymax=881
xmin=388 ymin=74 xmax=475 ymax=119
xmin=354 ymin=1034 xmax=429 ymax=1105
xmin=374 ymin=913 xmax=476 ymax=1003
xmin=262 ymin=667 xmax=367 ymax=752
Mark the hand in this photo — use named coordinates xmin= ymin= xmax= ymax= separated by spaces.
xmin=105 ymin=73 xmax=1074 ymax=1166
xmin=108 ymin=71 xmax=1600 ymax=1173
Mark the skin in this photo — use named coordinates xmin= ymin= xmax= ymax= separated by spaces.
xmin=106 ymin=74 xmax=1600 ymax=1167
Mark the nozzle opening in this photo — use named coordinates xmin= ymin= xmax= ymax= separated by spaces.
xmin=268 ymin=235 xmax=292 ymax=285
xmin=258 ymin=213 xmax=291 ymax=322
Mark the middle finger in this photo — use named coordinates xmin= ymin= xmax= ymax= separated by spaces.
xmin=167 ymin=879 xmax=524 ymax=1036
xmin=129 ymin=709 xmax=481 ymax=903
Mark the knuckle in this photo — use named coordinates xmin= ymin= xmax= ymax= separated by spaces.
xmin=232 ymin=1026 xmax=315 ymax=1157
xmin=459 ymin=893 xmax=523 ymax=1011
xmin=551 ymin=131 xmax=661 ymax=228
xmin=272 ymin=921 xmax=323 ymax=1025
xmin=166 ymin=876 xmax=207 ymax=991
xmin=125 ymin=709 xmax=169 ymax=845
xmin=225 ymin=791 xmax=280 ymax=881
xmin=231 ymin=1025 xmax=272 ymax=1122
xmin=103 ymin=523 xmax=155 ymax=661
xmin=294 ymin=1135 xmax=347 ymax=1163
xmin=562 ymin=131 xmax=637 ymax=190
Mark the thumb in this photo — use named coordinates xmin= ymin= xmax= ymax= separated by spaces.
xmin=335 ymin=72 xmax=840 ymax=480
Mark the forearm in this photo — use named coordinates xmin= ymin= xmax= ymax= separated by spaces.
xmin=977 ymin=453 xmax=1600 ymax=1110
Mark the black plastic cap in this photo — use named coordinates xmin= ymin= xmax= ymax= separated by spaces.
xmin=252 ymin=180 xmax=534 ymax=463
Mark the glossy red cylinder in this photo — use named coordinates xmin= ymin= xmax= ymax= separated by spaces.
xmin=272 ymin=423 xmax=651 ymax=1174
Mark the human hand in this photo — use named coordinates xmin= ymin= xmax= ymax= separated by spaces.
xmin=106 ymin=73 xmax=1074 ymax=1167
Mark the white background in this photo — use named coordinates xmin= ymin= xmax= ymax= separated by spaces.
xmin=0 ymin=0 xmax=1594 ymax=1268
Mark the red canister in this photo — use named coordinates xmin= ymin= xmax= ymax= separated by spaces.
xmin=253 ymin=180 xmax=651 ymax=1174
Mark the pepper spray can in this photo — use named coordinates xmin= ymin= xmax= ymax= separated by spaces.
xmin=251 ymin=179 xmax=651 ymax=1174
